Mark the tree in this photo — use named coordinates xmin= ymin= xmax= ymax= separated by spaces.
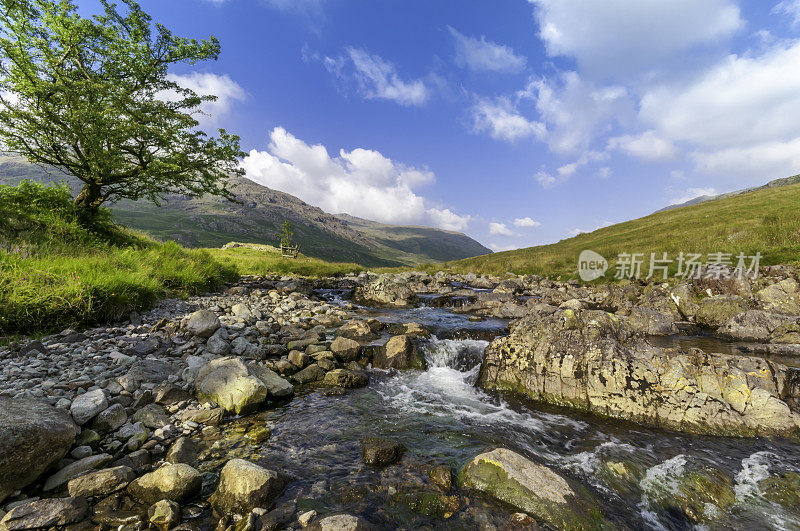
xmin=0 ymin=0 xmax=244 ymax=217
xmin=279 ymin=220 xmax=294 ymax=248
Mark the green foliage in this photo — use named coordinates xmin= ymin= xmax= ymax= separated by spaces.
xmin=0 ymin=0 xmax=244 ymax=215
xmin=279 ymin=219 xmax=294 ymax=248
xmin=207 ymin=247 xmax=362 ymax=277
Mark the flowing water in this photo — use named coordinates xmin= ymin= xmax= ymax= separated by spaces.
xmin=201 ymin=298 xmax=800 ymax=530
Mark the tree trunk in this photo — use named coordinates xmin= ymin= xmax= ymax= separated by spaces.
xmin=74 ymin=181 xmax=103 ymax=216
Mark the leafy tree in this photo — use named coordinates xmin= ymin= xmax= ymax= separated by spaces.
xmin=279 ymin=220 xmax=294 ymax=248
xmin=0 ymin=0 xmax=244 ymax=217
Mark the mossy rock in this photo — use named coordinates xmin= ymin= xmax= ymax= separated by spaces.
xmin=397 ymin=491 xmax=461 ymax=519
xmin=759 ymin=472 xmax=800 ymax=508
xmin=597 ymin=459 xmax=645 ymax=497
xmin=645 ymin=463 xmax=735 ymax=524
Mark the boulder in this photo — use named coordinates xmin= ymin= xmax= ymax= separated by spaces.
xmin=336 ymin=320 xmax=378 ymax=343
xmin=307 ymin=514 xmax=374 ymax=531
xmin=0 ymin=398 xmax=78 ymax=503
xmin=716 ymin=310 xmax=792 ymax=342
xmin=323 ymin=369 xmax=369 ymax=389
xmin=127 ymin=463 xmax=202 ymax=504
xmin=355 ymin=276 xmax=416 ymax=306
xmin=206 ymin=329 xmax=231 ymax=356
xmin=118 ymin=359 xmax=175 ymax=393
xmin=92 ymin=403 xmax=127 ymax=432
xmin=291 ymin=364 xmax=327 ymax=384
xmin=209 ymin=459 xmax=287 ymax=515
xmin=186 ymin=309 xmax=220 ymax=338
xmin=232 ymin=336 xmax=262 ymax=359
xmin=166 ymin=437 xmax=199 ymax=467
xmin=0 ymin=497 xmax=88 ymax=530
xmin=479 ymin=309 xmax=800 ymax=437
xmin=43 ymin=453 xmax=113 ymax=491
xmin=330 ymin=337 xmax=361 ymax=362
xmin=70 ymin=389 xmax=108 ymax=425
xmin=67 ymin=466 xmax=135 ymax=498
xmin=460 ymin=448 xmax=604 ymax=530
xmin=695 ymin=295 xmax=749 ymax=329
xmin=373 ymin=335 xmax=425 ymax=370
xmin=148 ymin=499 xmax=181 ymax=531
xmin=248 ymin=363 xmax=295 ymax=398
xmin=361 ymin=437 xmax=405 ymax=467
xmin=194 ymin=357 xmax=268 ymax=415
xmin=756 ymin=278 xmax=800 ymax=315
xmin=627 ymin=305 xmax=679 ymax=336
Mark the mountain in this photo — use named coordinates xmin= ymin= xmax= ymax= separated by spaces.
xmin=0 ymin=156 xmax=490 ymax=267
xmin=658 ymin=173 xmax=800 ymax=212
xmin=443 ymin=173 xmax=800 ymax=277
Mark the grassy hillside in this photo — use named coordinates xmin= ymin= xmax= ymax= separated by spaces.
xmin=0 ymin=182 xmax=360 ymax=334
xmin=443 ymin=180 xmax=800 ymax=278
xmin=0 ymin=156 xmax=491 ymax=267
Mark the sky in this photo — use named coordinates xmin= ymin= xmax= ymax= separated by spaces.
xmin=79 ymin=0 xmax=800 ymax=251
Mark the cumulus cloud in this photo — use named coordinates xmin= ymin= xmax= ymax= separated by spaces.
xmin=607 ymin=130 xmax=678 ymax=161
xmin=448 ymin=26 xmax=526 ymax=73
xmin=489 ymin=222 xmax=514 ymax=236
xmin=241 ymin=128 xmax=471 ymax=230
xmin=165 ymin=72 xmax=245 ymax=125
xmin=470 ymin=96 xmax=545 ymax=143
xmin=321 ymin=47 xmax=429 ymax=106
xmin=514 ymin=217 xmax=541 ymax=228
xmin=488 ymin=243 xmax=518 ymax=252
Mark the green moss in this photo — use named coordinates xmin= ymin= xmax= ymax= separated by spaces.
xmin=398 ymin=491 xmax=461 ymax=519
xmin=759 ymin=472 xmax=800 ymax=508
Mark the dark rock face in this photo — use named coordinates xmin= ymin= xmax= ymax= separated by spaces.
xmin=361 ymin=437 xmax=406 ymax=467
xmin=479 ymin=309 xmax=800 ymax=437
xmin=0 ymin=397 xmax=78 ymax=503
xmin=0 ymin=497 xmax=89 ymax=529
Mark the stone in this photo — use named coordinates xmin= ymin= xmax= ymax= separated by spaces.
xmin=329 ymin=337 xmax=361 ymax=362
xmin=132 ymin=403 xmax=170 ymax=429
xmin=186 ymin=309 xmax=220 ymax=338
xmin=206 ymin=330 xmax=231 ymax=356
xmin=231 ymin=336 xmax=262 ymax=359
xmin=373 ymin=335 xmax=425 ymax=370
xmin=756 ymin=278 xmax=800 ymax=315
xmin=231 ymin=303 xmax=255 ymax=322
xmin=695 ymin=295 xmax=749 ymax=329
xmin=154 ymin=383 xmax=192 ymax=406
xmin=716 ymin=310 xmax=791 ymax=342
xmin=759 ymin=472 xmax=800 ymax=508
xmin=336 ymin=320 xmax=377 ymax=343
xmin=0 ymin=397 xmax=78 ymax=503
xmin=298 ymin=510 xmax=317 ymax=527
xmin=248 ymin=363 xmax=295 ymax=398
xmin=118 ymin=360 xmax=175 ymax=393
xmin=0 ymin=497 xmax=88 ymax=530
xmin=460 ymin=448 xmax=604 ymax=530
xmin=209 ymin=459 xmax=287 ymax=515
xmin=92 ymin=403 xmax=127 ymax=432
xmin=355 ymin=276 xmax=417 ymax=306
xmin=429 ymin=465 xmax=453 ymax=491
xmin=291 ymin=364 xmax=327 ymax=384
xmin=289 ymin=350 xmax=309 ymax=368
xmin=67 ymin=466 xmax=135 ymax=498
xmin=361 ymin=437 xmax=405 ymax=467
xmin=627 ymin=305 xmax=679 ymax=336
xmin=307 ymin=514 xmax=374 ymax=531
xmin=148 ymin=499 xmax=180 ymax=531
xmin=194 ymin=357 xmax=268 ymax=415
xmin=166 ymin=437 xmax=199 ymax=467
xmin=44 ymin=453 xmax=113 ymax=491
xmin=70 ymin=389 xmax=108 ymax=425
xmin=323 ymin=369 xmax=369 ymax=389
xmin=127 ymin=463 xmax=202 ymax=504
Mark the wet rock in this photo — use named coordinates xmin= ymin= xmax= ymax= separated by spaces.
xmin=306 ymin=514 xmax=374 ymax=531
xmin=373 ymin=335 xmax=425 ymax=370
xmin=44 ymin=453 xmax=113 ymax=491
xmin=336 ymin=320 xmax=378 ymax=343
xmin=399 ymin=491 xmax=460 ymax=519
xmin=355 ymin=276 xmax=416 ymax=306
xmin=70 ymin=389 xmax=108 ymax=425
xmin=460 ymin=448 xmax=604 ymax=530
xmin=209 ymin=459 xmax=287 ymax=515
xmin=429 ymin=465 xmax=453 ymax=491
xmin=148 ymin=499 xmax=180 ymax=531
xmin=194 ymin=357 xmax=268 ymax=415
xmin=67 ymin=466 xmax=135 ymax=498
xmin=323 ymin=369 xmax=369 ymax=389
xmin=361 ymin=437 xmax=405 ymax=467
xmin=166 ymin=437 xmax=199 ymax=467
xmin=759 ymin=472 xmax=800 ymax=508
xmin=291 ymin=364 xmax=326 ymax=384
xmin=248 ymin=363 xmax=294 ymax=398
xmin=257 ymin=501 xmax=296 ymax=530
xmin=329 ymin=337 xmax=361 ymax=362
xmin=0 ymin=397 xmax=78 ymax=503
xmin=298 ymin=510 xmax=317 ymax=527
xmin=756 ymin=278 xmax=800 ymax=315
xmin=716 ymin=310 xmax=792 ymax=342
xmin=0 ymin=497 xmax=88 ymax=530
xmin=127 ymin=463 xmax=202 ymax=504
xmin=695 ymin=295 xmax=749 ymax=329
xmin=186 ymin=309 xmax=220 ymax=338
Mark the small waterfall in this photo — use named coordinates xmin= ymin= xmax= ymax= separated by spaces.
xmin=423 ymin=336 xmax=488 ymax=372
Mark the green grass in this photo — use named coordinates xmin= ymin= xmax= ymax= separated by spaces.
xmin=438 ymin=182 xmax=800 ymax=278
xmin=0 ymin=181 xmax=359 ymax=335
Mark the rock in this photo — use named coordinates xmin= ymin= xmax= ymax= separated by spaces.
xmin=771 ymin=318 xmax=800 ymax=344
xmin=231 ymin=303 xmax=255 ymax=322
xmin=132 ymin=403 xmax=170 ymax=429
xmin=0 ymin=397 xmax=78 ymax=503
xmin=323 ymin=369 xmax=369 ymax=389
xmin=336 ymin=320 xmax=378 ymax=343
xmin=330 ymin=337 xmax=361 ymax=362
xmin=355 ymin=276 xmax=416 ymax=306
xmin=70 ymin=389 xmax=108 ymax=425
xmin=209 ymin=459 xmax=287 ymax=515
xmin=399 ymin=491 xmax=460 ymax=519
xmin=669 ymin=284 xmax=699 ymax=320
xmin=756 ymin=278 xmax=800 ymax=315
xmin=307 ymin=514 xmax=374 ymax=531
xmin=627 ymin=305 xmax=679 ymax=336
xmin=248 ymin=363 xmax=294 ymax=398
xmin=256 ymin=501 xmax=296 ymax=530
xmin=289 ymin=350 xmax=309 ymax=368
xmin=231 ymin=336 xmax=262 ymax=359
xmin=187 ymin=309 xmax=220 ymax=338
xmin=127 ymin=463 xmax=202 ymax=504
xmin=373 ymin=335 xmax=425 ymax=370
xmin=194 ymin=357 xmax=268 ymax=415
xmin=361 ymin=437 xmax=405 ymax=467
xmin=206 ymin=329 xmax=231 ymax=356
xmin=178 ymin=407 xmax=224 ymax=426
xmin=291 ymin=364 xmax=327 ymax=384
xmin=67 ymin=466 xmax=135 ymax=498
xmin=759 ymin=472 xmax=800 ymax=508
xmin=429 ymin=466 xmax=453 ymax=491
xmin=298 ymin=510 xmax=317 ymax=527
xmin=166 ymin=437 xmax=199 ymax=467
xmin=716 ymin=310 xmax=791 ymax=342
xmin=92 ymin=403 xmax=127 ymax=432
xmin=0 ymin=497 xmax=88 ymax=530
xmin=118 ymin=359 xmax=175 ymax=393
xmin=153 ymin=382 xmax=192 ymax=406
xmin=460 ymin=448 xmax=604 ymax=530
xmin=44 ymin=453 xmax=113 ymax=491
xmin=695 ymin=295 xmax=749 ymax=329
xmin=148 ymin=499 xmax=180 ymax=531
xmin=479 ymin=309 xmax=800 ymax=436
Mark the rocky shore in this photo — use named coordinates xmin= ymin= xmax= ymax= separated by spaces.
xmin=2 ymin=268 xmax=800 ymax=529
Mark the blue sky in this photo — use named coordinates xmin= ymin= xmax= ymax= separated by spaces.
xmin=82 ymin=0 xmax=800 ymax=250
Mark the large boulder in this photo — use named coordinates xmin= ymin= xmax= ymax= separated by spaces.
xmin=626 ymin=305 xmax=679 ymax=336
xmin=479 ymin=309 xmax=800 ymax=437
xmin=194 ymin=357 xmax=268 ymax=415
xmin=373 ymin=335 xmax=426 ymax=370
xmin=0 ymin=497 xmax=88 ymax=530
xmin=756 ymin=278 xmax=800 ymax=315
xmin=0 ymin=397 xmax=78 ymax=503
xmin=330 ymin=337 xmax=361 ymax=362
xmin=460 ymin=448 xmax=605 ymax=530
xmin=695 ymin=295 xmax=749 ymax=329
xmin=355 ymin=276 xmax=416 ymax=306
xmin=127 ymin=463 xmax=202 ymax=504
xmin=716 ymin=310 xmax=792 ymax=342
xmin=186 ymin=309 xmax=220 ymax=338
xmin=209 ymin=459 xmax=287 ymax=515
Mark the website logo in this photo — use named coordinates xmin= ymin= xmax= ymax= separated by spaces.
xmin=578 ymin=250 xmax=608 ymax=281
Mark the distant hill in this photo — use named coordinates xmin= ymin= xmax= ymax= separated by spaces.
xmin=658 ymin=174 xmax=800 ymax=212
xmin=0 ymin=156 xmax=491 ymax=267
xmin=443 ymin=173 xmax=800 ymax=277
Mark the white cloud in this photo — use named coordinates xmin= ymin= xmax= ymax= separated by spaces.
xmin=773 ymin=0 xmax=800 ymax=27
xmin=691 ymin=138 xmax=800 ymax=180
xmin=514 ymin=217 xmax=541 ymax=228
xmin=470 ymin=96 xmax=545 ymax=143
xmin=165 ymin=72 xmax=245 ymax=125
xmin=322 ymin=47 xmax=429 ymax=106
xmin=488 ymin=243 xmax=518 ymax=252
xmin=489 ymin=222 xmax=514 ymax=236
xmin=598 ymin=167 xmax=612 ymax=179
xmin=607 ymin=130 xmax=678 ymax=161
xmin=535 ymin=170 xmax=557 ymax=189
xmin=548 ymin=150 xmax=608 ymax=186
xmin=529 ymin=0 xmax=742 ymax=77
xmin=242 ymin=128 xmax=470 ymax=230
xmin=448 ymin=26 xmax=526 ymax=74
xmin=670 ymin=187 xmax=717 ymax=205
